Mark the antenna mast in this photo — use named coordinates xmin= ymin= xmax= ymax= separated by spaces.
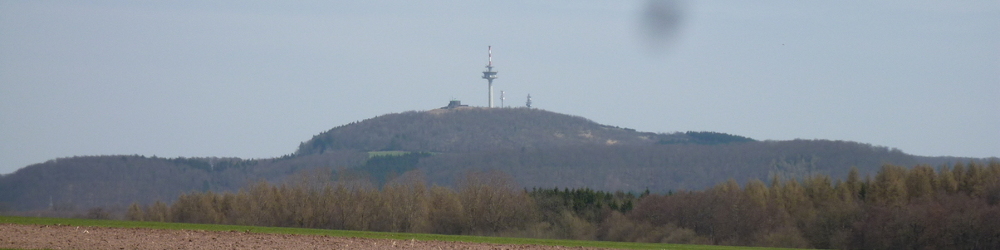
xmin=481 ymin=46 xmax=498 ymax=108
xmin=500 ymin=91 xmax=505 ymax=108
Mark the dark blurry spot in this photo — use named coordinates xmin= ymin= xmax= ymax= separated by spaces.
xmin=639 ymin=0 xmax=686 ymax=55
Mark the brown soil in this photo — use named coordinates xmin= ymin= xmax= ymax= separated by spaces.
xmin=0 ymin=223 xmax=608 ymax=250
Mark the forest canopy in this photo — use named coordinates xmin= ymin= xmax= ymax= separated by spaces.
xmin=126 ymin=161 xmax=1000 ymax=249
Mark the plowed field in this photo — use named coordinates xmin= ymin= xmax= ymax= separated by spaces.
xmin=0 ymin=223 xmax=609 ymax=250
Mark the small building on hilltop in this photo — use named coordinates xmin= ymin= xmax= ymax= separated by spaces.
xmin=442 ymin=100 xmax=469 ymax=109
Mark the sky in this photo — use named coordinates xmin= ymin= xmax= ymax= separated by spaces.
xmin=1 ymin=1 xmax=998 ymax=174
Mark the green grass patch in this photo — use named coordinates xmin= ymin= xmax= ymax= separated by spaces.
xmin=0 ymin=216 xmax=798 ymax=250
xmin=367 ymin=150 xmax=411 ymax=158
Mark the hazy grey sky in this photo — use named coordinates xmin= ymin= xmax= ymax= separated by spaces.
xmin=2 ymin=1 xmax=998 ymax=174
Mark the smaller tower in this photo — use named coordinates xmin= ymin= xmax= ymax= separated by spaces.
xmin=482 ymin=46 xmax=498 ymax=108
xmin=500 ymin=91 xmax=505 ymax=108
xmin=526 ymin=94 xmax=532 ymax=108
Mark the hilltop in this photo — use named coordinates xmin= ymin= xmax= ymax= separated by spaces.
xmin=296 ymin=107 xmax=754 ymax=154
xmin=298 ymin=108 xmax=658 ymax=154
xmin=0 ymin=107 xmax=989 ymax=211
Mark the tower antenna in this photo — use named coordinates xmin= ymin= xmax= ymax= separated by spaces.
xmin=481 ymin=46 xmax=498 ymax=108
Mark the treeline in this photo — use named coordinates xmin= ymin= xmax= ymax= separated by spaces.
xmin=126 ymin=162 xmax=1000 ymax=249
xmin=127 ymin=171 xmax=536 ymax=235
xmin=626 ymin=162 xmax=1000 ymax=249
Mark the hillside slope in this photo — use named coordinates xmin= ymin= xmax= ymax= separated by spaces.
xmin=416 ymin=140 xmax=922 ymax=192
xmin=0 ymin=107 xmax=989 ymax=211
xmin=0 ymin=152 xmax=366 ymax=211
xmin=296 ymin=108 xmax=670 ymax=154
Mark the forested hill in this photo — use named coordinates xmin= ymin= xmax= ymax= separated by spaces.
xmin=418 ymin=140 xmax=925 ymax=192
xmin=296 ymin=107 xmax=712 ymax=154
xmin=1 ymin=107 xmax=992 ymax=212
xmin=0 ymin=152 xmax=367 ymax=211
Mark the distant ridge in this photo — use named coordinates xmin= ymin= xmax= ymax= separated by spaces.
xmin=0 ymin=107 xmax=991 ymax=211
